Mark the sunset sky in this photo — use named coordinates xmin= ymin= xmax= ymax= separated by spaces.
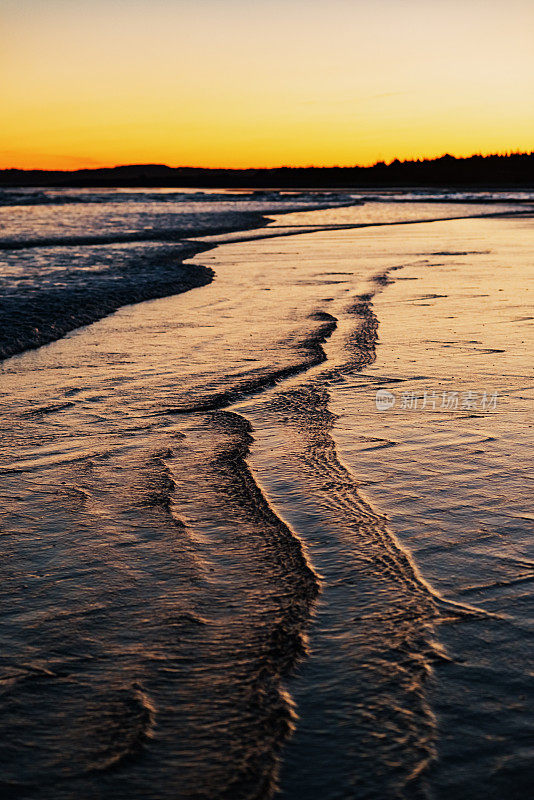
xmin=2 ymin=0 xmax=533 ymax=170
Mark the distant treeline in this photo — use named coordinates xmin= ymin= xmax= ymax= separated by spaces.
xmin=1 ymin=152 xmax=533 ymax=189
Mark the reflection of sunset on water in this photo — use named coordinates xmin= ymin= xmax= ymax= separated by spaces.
xmin=2 ymin=1 xmax=533 ymax=797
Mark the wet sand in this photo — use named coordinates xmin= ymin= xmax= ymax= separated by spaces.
xmin=0 ymin=209 xmax=532 ymax=798
xmin=328 ymin=216 xmax=534 ymax=797
xmin=225 ymin=215 xmax=534 ymax=798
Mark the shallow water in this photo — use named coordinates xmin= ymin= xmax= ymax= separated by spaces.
xmin=230 ymin=217 xmax=533 ymax=798
xmin=0 ymin=188 xmax=358 ymax=360
xmin=0 ymin=195 xmax=532 ymax=798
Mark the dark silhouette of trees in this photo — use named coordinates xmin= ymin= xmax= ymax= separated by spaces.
xmin=1 ymin=152 xmax=533 ymax=189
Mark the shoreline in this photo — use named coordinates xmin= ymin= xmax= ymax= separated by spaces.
xmin=0 ymin=204 xmax=532 ymax=798
xmin=2 ymin=198 xmax=529 ymax=364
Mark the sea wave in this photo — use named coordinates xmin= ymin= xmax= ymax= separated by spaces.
xmin=0 ymin=241 xmax=213 ymax=360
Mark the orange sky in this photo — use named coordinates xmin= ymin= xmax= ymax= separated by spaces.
xmin=2 ymin=0 xmax=533 ymax=170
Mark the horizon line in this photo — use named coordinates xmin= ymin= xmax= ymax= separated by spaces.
xmin=2 ymin=150 xmax=533 ymax=174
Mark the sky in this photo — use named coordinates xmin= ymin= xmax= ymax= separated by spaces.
xmin=1 ymin=0 xmax=533 ymax=169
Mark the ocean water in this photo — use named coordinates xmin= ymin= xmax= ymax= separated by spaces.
xmin=0 ymin=188 xmax=532 ymax=799
xmin=0 ymin=188 xmax=354 ymax=360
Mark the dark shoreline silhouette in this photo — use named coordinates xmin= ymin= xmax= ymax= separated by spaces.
xmin=1 ymin=152 xmax=533 ymax=189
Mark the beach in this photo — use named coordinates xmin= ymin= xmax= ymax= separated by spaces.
xmin=0 ymin=190 xmax=532 ymax=799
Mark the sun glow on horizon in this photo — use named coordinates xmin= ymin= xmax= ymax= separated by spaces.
xmin=2 ymin=0 xmax=533 ymax=171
